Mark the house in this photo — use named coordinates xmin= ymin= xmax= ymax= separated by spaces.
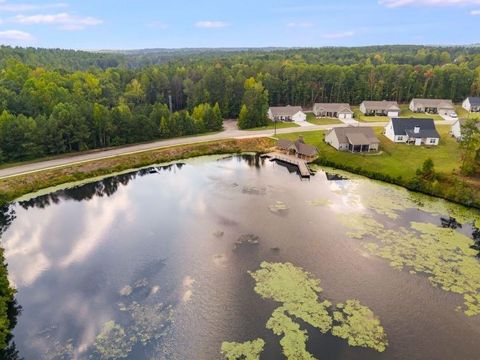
xmin=268 ymin=106 xmax=306 ymax=122
xmin=313 ymin=103 xmax=354 ymax=120
xmin=409 ymin=98 xmax=456 ymax=116
xmin=325 ymin=127 xmax=380 ymax=152
xmin=384 ymin=118 xmax=440 ymax=146
xmin=277 ymin=137 xmax=318 ymax=160
xmin=359 ymin=101 xmax=400 ymax=117
xmin=462 ymin=97 xmax=480 ymax=113
xmin=451 ymin=119 xmax=480 ymax=140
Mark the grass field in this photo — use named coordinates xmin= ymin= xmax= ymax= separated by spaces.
xmin=306 ymin=113 xmax=343 ymax=125
xmin=455 ymin=106 xmax=480 ymax=120
xmin=250 ymin=120 xmax=300 ymax=131
xmin=399 ymin=105 xmax=444 ymax=120
xmin=277 ymin=125 xmax=460 ymax=181
xmin=352 ymin=106 xmax=390 ymax=122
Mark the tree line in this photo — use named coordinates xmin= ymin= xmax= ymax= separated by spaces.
xmin=0 ymin=46 xmax=480 ymax=162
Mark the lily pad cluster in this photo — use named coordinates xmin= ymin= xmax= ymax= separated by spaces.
xmin=222 ymin=262 xmax=388 ymax=360
xmin=342 ymin=214 xmax=480 ymax=316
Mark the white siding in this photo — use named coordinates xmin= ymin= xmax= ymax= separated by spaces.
xmin=325 ymin=130 xmax=340 ymax=150
xmin=359 ymin=103 xmax=367 ymax=114
xmin=463 ymin=98 xmax=471 ymax=112
xmin=409 ymin=100 xmax=416 ymax=112
xmin=451 ymin=121 xmax=462 ymax=140
xmin=292 ymin=111 xmax=307 ymax=122
xmin=267 ymin=109 xmax=274 ymax=121
xmin=425 ymin=138 xmax=439 ymax=146
xmin=339 ymin=113 xmax=353 ymax=120
xmin=387 ymin=111 xmax=400 ymax=117
xmin=384 ymin=122 xmax=396 ymax=142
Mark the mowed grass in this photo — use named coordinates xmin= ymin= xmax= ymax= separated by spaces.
xmin=306 ymin=113 xmax=343 ymax=125
xmin=250 ymin=120 xmax=300 ymax=131
xmin=277 ymin=125 xmax=460 ymax=181
xmin=455 ymin=105 xmax=480 ymax=120
xmin=399 ymin=105 xmax=444 ymax=120
xmin=352 ymin=106 xmax=390 ymax=122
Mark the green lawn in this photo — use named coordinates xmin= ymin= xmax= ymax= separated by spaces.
xmin=352 ymin=106 xmax=390 ymax=122
xmin=455 ymin=105 xmax=480 ymax=120
xmin=277 ymin=125 xmax=460 ymax=181
xmin=306 ymin=113 xmax=343 ymax=125
xmin=399 ymin=105 xmax=444 ymax=120
xmin=249 ymin=120 xmax=300 ymax=131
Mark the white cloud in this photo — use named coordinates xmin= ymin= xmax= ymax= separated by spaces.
xmin=0 ymin=0 xmax=67 ymax=12
xmin=287 ymin=21 xmax=314 ymax=28
xmin=379 ymin=0 xmax=480 ymax=7
xmin=10 ymin=12 xmax=103 ymax=30
xmin=471 ymin=8 xmax=480 ymax=13
xmin=195 ymin=20 xmax=228 ymax=29
xmin=322 ymin=31 xmax=356 ymax=39
xmin=0 ymin=29 xmax=33 ymax=41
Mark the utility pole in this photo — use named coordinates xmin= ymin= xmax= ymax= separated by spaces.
xmin=274 ymin=119 xmax=277 ymax=136
xmin=168 ymin=90 xmax=173 ymax=115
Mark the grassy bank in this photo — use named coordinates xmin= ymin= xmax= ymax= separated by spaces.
xmin=278 ymin=126 xmax=480 ymax=208
xmin=250 ymin=120 xmax=299 ymax=131
xmin=306 ymin=113 xmax=343 ymax=126
xmin=0 ymin=137 xmax=276 ymax=206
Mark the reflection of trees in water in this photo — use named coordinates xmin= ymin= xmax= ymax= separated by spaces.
xmin=19 ymin=163 xmax=183 ymax=210
xmin=0 ymin=206 xmax=22 ymax=359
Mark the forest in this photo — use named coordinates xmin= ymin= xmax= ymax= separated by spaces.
xmin=0 ymin=45 xmax=480 ymax=163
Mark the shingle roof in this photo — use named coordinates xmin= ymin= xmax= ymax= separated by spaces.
xmin=391 ymin=118 xmax=440 ymax=139
xmin=411 ymin=98 xmax=454 ymax=109
xmin=276 ymin=137 xmax=318 ymax=156
xmin=466 ymin=97 xmax=480 ymax=106
xmin=269 ymin=106 xmax=304 ymax=117
xmin=314 ymin=103 xmax=353 ymax=114
xmin=361 ymin=101 xmax=400 ymax=111
xmin=328 ymin=127 xmax=380 ymax=145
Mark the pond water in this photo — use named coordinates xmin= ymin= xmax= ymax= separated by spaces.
xmin=1 ymin=154 xmax=479 ymax=360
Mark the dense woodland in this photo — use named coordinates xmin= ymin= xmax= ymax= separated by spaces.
xmin=0 ymin=45 xmax=480 ymax=162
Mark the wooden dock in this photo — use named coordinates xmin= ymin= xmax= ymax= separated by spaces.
xmin=262 ymin=152 xmax=313 ymax=178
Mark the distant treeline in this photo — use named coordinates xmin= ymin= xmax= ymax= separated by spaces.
xmin=0 ymin=45 xmax=480 ymax=162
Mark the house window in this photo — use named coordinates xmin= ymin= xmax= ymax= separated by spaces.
xmin=428 ymin=138 xmax=437 ymax=145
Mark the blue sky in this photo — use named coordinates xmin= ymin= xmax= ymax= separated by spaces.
xmin=0 ymin=0 xmax=479 ymax=49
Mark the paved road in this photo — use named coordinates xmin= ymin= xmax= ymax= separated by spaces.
xmin=0 ymin=119 xmax=453 ymax=179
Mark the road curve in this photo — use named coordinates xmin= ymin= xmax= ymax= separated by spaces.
xmin=0 ymin=120 xmax=450 ymax=179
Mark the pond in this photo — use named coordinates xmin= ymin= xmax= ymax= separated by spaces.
xmin=1 ymin=154 xmax=479 ymax=360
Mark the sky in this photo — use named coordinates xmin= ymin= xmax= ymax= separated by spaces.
xmin=0 ymin=0 xmax=479 ymax=50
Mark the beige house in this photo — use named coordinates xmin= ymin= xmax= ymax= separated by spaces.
xmin=359 ymin=101 xmax=400 ymax=117
xmin=325 ymin=127 xmax=380 ymax=152
xmin=268 ymin=106 xmax=306 ymax=122
xmin=409 ymin=98 xmax=456 ymax=116
xmin=313 ymin=103 xmax=354 ymax=120
xmin=277 ymin=137 xmax=318 ymax=161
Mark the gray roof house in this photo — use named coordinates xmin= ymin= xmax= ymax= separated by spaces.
xmin=313 ymin=103 xmax=353 ymax=120
xmin=359 ymin=101 xmax=400 ymax=117
xmin=325 ymin=127 xmax=380 ymax=152
xmin=409 ymin=98 xmax=456 ymax=116
xmin=385 ymin=118 xmax=440 ymax=146
xmin=268 ymin=106 xmax=306 ymax=122
xmin=277 ymin=137 xmax=318 ymax=159
xmin=462 ymin=97 xmax=480 ymax=112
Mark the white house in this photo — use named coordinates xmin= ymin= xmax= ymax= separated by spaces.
xmin=325 ymin=127 xmax=380 ymax=152
xmin=451 ymin=119 xmax=480 ymax=140
xmin=268 ymin=106 xmax=306 ymax=122
xmin=409 ymin=98 xmax=456 ymax=116
xmin=359 ymin=101 xmax=400 ymax=117
xmin=384 ymin=118 xmax=440 ymax=146
xmin=462 ymin=97 xmax=480 ymax=113
xmin=313 ymin=103 xmax=353 ymax=120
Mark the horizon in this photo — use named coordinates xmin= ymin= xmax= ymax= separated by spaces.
xmin=0 ymin=0 xmax=479 ymax=50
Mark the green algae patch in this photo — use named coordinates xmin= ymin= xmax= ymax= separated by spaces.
xmin=267 ymin=307 xmax=315 ymax=360
xmin=306 ymin=198 xmax=332 ymax=207
xmin=127 ymin=302 xmax=173 ymax=345
xmin=229 ymin=262 xmax=389 ymax=359
xmin=332 ymin=300 xmax=388 ymax=352
xmin=94 ymin=321 xmax=136 ymax=359
xmin=221 ymin=339 xmax=265 ymax=360
xmin=342 ymin=213 xmax=480 ymax=316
